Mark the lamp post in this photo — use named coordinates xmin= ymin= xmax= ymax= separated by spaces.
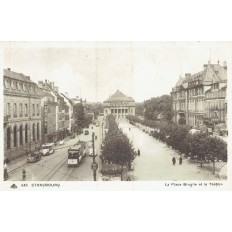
xmin=91 ymin=132 xmax=98 ymax=181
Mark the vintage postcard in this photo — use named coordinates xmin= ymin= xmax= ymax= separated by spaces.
xmin=0 ymin=41 xmax=231 ymax=190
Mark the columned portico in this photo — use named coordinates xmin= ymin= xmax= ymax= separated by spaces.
xmin=103 ymin=90 xmax=135 ymax=119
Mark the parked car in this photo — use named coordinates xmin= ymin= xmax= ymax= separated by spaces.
xmin=41 ymin=143 xmax=54 ymax=156
xmin=59 ymin=140 xmax=65 ymax=145
xmin=84 ymin=130 xmax=89 ymax=135
xmin=27 ymin=151 xmax=42 ymax=163
xmin=70 ymin=133 xmax=76 ymax=139
xmin=89 ymin=148 xmax=93 ymax=156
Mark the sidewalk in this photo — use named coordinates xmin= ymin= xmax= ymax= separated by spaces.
xmin=6 ymin=155 xmax=27 ymax=173
xmin=6 ymin=136 xmax=74 ymax=174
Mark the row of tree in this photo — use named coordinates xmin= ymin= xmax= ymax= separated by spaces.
xmin=102 ymin=115 xmax=135 ymax=166
xmin=143 ymin=95 xmax=172 ymax=121
xmin=73 ymin=103 xmax=93 ymax=133
xmin=127 ymin=115 xmax=227 ymax=174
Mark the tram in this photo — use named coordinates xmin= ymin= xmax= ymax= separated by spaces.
xmin=67 ymin=142 xmax=86 ymax=167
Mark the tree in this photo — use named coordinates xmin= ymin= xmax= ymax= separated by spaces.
xmin=135 ymin=103 xmax=145 ymax=116
xmin=73 ymin=103 xmax=85 ymax=130
xmin=206 ymin=137 xmax=227 ymax=174
xmin=144 ymin=95 xmax=172 ymax=121
xmin=102 ymin=115 xmax=135 ymax=166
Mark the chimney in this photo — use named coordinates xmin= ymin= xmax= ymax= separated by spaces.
xmin=38 ymin=81 xmax=43 ymax=88
xmin=44 ymin=79 xmax=48 ymax=88
xmin=26 ymin=76 xmax=30 ymax=80
xmin=185 ymin=73 xmax=191 ymax=78
xmin=203 ymin=64 xmax=208 ymax=69
xmin=54 ymin=86 xmax=59 ymax=93
xmin=51 ymin=82 xmax=55 ymax=90
xmin=7 ymin=68 xmax=11 ymax=71
xmin=223 ymin=61 xmax=227 ymax=70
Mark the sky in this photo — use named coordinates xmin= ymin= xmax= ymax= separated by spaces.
xmin=1 ymin=41 xmax=232 ymax=102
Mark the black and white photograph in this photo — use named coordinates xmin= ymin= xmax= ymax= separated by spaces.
xmin=0 ymin=41 xmax=231 ymax=189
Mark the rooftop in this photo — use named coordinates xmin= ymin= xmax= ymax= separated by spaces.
xmin=104 ymin=90 xmax=134 ymax=103
xmin=173 ymin=62 xmax=227 ymax=91
xmin=4 ymin=68 xmax=35 ymax=84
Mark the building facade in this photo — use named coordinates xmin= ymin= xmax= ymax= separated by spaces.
xmin=4 ymin=68 xmax=43 ymax=161
xmin=103 ymin=90 xmax=135 ymax=119
xmin=38 ymin=80 xmax=57 ymax=144
xmin=61 ymin=93 xmax=74 ymax=134
xmin=171 ymin=61 xmax=227 ymax=127
xmin=56 ymin=92 xmax=70 ymax=140
xmin=205 ymin=83 xmax=227 ymax=124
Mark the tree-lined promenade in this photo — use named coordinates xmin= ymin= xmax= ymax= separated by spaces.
xmin=126 ymin=115 xmax=227 ymax=174
xmin=102 ymin=115 xmax=135 ymax=168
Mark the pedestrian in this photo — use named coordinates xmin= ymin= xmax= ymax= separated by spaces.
xmin=22 ymin=169 xmax=26 ymax=181
xmin=4 ymin=162 xmax=8 ymax=180
xmin=138 ymin=149 xmax=140 ymax=156
xmin=179 ymin=156 xmax=183 ymax=165
xmin=172 ymin=157 xmax=176 ymax=165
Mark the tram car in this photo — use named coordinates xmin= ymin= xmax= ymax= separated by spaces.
xmin=67 ymin=141 xmax=86 ymax=167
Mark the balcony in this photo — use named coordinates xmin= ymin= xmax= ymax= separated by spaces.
xmin=178 ymin=109 xmax=185 ymax=113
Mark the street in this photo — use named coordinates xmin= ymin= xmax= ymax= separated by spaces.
xmin=7 ymin=123 xmax=102 ymax=181
xmin=119 ymin=121 xmax=220 ymax=181
xmin=7 ymin=118 xmax=224 ymax=181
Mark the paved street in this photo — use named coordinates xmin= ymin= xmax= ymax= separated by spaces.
xmin=119 ymin=121 xmax=221 ymax=181
xmin=6 ymin=118 xmax=225 ymax=181
xmin=7 ymin=123 xmax=102 ymax=181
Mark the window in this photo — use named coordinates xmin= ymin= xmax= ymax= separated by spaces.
xmin=32 ymin=104 xmax=35 ymax=116
xmin=111 ymin=109 xmax=114 ymax=114
xmin=37 ymin=104 xmax=40 ymax=116
xmin=25 ymin=104 xmax=28 ymax=116
xmin=118 ymin=109 xmax=121 ymax=113
xmin=25 ymin=124 xmax=28 ymax=143
xmin=7 ymin=103 xmax=11 ymax=117
xmin=122 ymin=109 xmax=124 ymax=113
xmin=19 ymin=125 xmax=23 ymax=145
xmin=37 ymin=123 xmax=40 ymax=140
xmin=125 ymin=109 xmax=128 ymax=114
xmin=13 ymin=103 xmax=17 ymax=117
xmin=19 ymin=103 xmax=23 ymax=117
xmin=13 ymin=126 xmax=17 ymax=147
xmin=115 ymin=109 xmax=117 ymax=113
xmin=7 ymin=127 xmax=11 ymax=150
xmin=32 ymin=124 xmax=35 ymax=141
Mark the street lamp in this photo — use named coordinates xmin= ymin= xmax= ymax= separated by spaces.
xmin=91 ymin=132 xmax=98 ymax=181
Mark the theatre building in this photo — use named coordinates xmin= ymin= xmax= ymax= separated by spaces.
xmin=3 ymin=68 xmax=43 ymax=161
xmin=103 ymin=90 xmax=135 ymax=119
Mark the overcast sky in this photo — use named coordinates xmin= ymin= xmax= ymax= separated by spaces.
xmin=2 ymin=41 xmax=232 ymax=102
